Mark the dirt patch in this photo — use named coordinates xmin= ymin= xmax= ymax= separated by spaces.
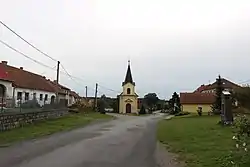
xmin=155 ymin=142 xmax=185 ymax=167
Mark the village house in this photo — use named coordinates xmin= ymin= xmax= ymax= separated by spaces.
xmin=0 ymin=61 xmax=80 ymax=108
xmin=180 ymin=78 xmax=241 ymax=113
xmin=180 ymin=92 xmax=215 ymax=113
xmin=194 ymin=78 xmax=241 ymax=93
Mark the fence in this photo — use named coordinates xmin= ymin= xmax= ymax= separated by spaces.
xmin=0 ymin=97 xmax=69 ymax=114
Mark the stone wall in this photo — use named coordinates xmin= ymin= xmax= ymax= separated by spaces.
xmin=0 ymin=109 xmax=68 ymax=131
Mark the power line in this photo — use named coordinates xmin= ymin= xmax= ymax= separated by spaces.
xmin=0 ymin=22 xmax=121 ymax=96
xmin=98 ymin=85 xmax=120 ymax=93
xmin=0 ymin=39 xmax=55 ymax=70
xmin=0 ymin=20 xmax=58 ymax=62
xmin=40 ymin=65 xmax=57 ymax=75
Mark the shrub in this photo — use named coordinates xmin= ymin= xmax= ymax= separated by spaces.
xmin=230 ymin=115 xmax=250 ymax=166
xmin=197 ymin=107 xmax=202 ymax=116
xmin=139 ymin=105 xmax=146 ymax=115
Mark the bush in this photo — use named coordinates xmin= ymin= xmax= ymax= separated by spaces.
xmin=229 ymin=115 xmax=250 ymax=166
xmin=175 ymin=111 xmax=190 ymax=116
xmin=197 ymin=107 xmax=202 ymax=116
xmin=139 ymin=105 xmax=146 ymax=115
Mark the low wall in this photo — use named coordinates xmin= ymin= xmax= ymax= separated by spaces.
xmin=0 ymin=109 xmax=68 ymax=131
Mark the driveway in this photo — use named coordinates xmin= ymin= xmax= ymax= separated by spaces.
xmin=0 ymin=113 xmax=173 ymax=167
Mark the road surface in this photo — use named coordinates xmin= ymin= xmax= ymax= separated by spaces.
xmin=0 ymin=113 xmax=171 ymax=167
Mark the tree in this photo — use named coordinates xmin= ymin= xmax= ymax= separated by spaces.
xmin=139 ymin=105 xmax=146 ymax=115
xmin=111 ymin=98 xmax=119 ymax=113
xmin=213 ymin=75 xmax=224 ymax=114
xmin=233 ymin=86 xmax=250 ymax=109
xmin=97 ymin=94 xmax=108 ymax=114
xmin=169 ymin=92 xmax=181 ymax=114
xmin=144 ymin=93 xmax=159 ymax=113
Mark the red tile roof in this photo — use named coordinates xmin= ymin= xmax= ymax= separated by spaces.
xmin=0 ymin=62 xmax=57 ymax=92
xmin=180 ymin=92 xmax=215 ymax=104
xmin=194 ymin=84 xmax=210 ymax=93
xmin=0 ymin=63 xmax=11 ymax=82
xmin=47 ymin=80 xmax=71 ymax=94
xmin=204 ymin=78 xmax=241 ymax=90
xmin=194 ymin=78 xmax=241 ymax=93
xmin=70 ymin=91 xmax=80 ymax=98
xmin=0 ymin=61 xmax=84 ymax=97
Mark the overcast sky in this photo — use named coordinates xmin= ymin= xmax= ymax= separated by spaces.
xmin=1 ymin=0 xmax=250 ymax=99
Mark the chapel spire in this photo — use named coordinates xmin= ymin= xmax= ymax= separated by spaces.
xmin=123 ymin=60 xmax=135 ymax=86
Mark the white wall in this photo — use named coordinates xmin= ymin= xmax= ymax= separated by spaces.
xmin=14 ymin=88 xmax=56 ymax=106
xmin=0 ymin=80 xmax=76 ymax=107
xmin=0 ymin=80 xmax=14 ymax=98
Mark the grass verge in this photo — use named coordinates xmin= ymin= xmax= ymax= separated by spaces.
xmin=0 ymin=112 xmax=113 ymax=146
xmin=157 ymin=115 xmax=234 ymax=167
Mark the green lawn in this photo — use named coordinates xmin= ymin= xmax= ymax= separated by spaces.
xmin=157 ymin=115 xmax=235 ymax=167
xmin=0 ymin=112 xmax=113 ymax=146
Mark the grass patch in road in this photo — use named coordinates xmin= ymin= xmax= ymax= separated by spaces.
xmin=157 ymin=115 xmax=234 ymax=167
xmin=0 ymin=112 xmax=113 ymax=146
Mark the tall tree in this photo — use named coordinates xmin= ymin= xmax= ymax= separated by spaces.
xmin=233 ymin=86 xmax=250 ymax=109
xmin=97 ymin=94 xmax=108 ymax=113
xmin=213 ymin=75 xmax=224 ymax=114
xmin=144 ymin=93 xmax=159 ymax=112
xmin=169 ymin=92 xmax=181 ymax=114
xmin=139 ymin=105 xmax=146 ymax=115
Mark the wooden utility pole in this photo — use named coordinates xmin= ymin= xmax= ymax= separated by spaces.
xmin=56 ymin=61 xmax=60 ymax=84
xmin=94 ymin=83 xmax=98 ymax=111
xmin=56 ymin=61 xmax=60 ymax=104
xmin=85 ymin=86 xmax=88 ymax=98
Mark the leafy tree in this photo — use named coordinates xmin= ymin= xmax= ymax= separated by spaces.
xmin=139 ymin=105 xmax=146 ymax=115
xmin=97 ymin=94 xmax=108 ymax=113
xmin=111 ymin=98 xmax=119 ymax=113
xmin=213 ymin=75 xmax=224 ymax=114
xmin=233 ymin=86 xmax=250 ymax=109
xmin=144 ymin=93 xmax=159 ymax=112
xmin=169 ymin=92 xmax=181 ymax=114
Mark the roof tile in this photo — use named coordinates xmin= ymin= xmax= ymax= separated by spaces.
xmin=180 ymin=92 xmax=215 ymax=104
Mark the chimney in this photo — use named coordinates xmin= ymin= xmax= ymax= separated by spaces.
xmin=20 ymin=67 xmax=23 ymax=70
xmin=1 ymin=61 xmax=7 ymax=65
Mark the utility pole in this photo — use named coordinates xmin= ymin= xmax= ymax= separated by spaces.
xmin=85 ymin=86 xmax=88 ymax=98
xmin=94 ymin=83 xmax=98 ymax=111
xmin=56 ymin=61 xmax=60 ymax=104
xmin=56 ymin=61 xmax=60 ymax=84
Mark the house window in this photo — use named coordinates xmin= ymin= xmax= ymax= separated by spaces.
xmin=45 ymin=94 xmax=48 ymax=101
xmin=17 ymin=92 xmax=22 ymax=100
xmin=25 ymin=92 xmax=29 ymax=101
xmin=127 ymin=88 xmax=131 ymax=94
xmin=40 ymin=94 xmax=43 ymax=101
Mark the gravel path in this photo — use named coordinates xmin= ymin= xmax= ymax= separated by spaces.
xmin=0 ymin=113 xmax=180 ymax=167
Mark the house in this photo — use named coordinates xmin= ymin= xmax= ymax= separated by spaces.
xmin=180 ymin=92 xmax=215 ymax=113
xmin=194 ymin=78 xmax=241 ymax=93
xmin=0 ymin=61 xmax=79 ymax=107
xmin=69 ymin=91 xmax=81 ymax=106
xmin=47 ymin=80 xmax=71 ymax=106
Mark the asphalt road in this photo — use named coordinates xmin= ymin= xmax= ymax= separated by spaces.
xmin=0 ymin=113 xmax=166 ymax=167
